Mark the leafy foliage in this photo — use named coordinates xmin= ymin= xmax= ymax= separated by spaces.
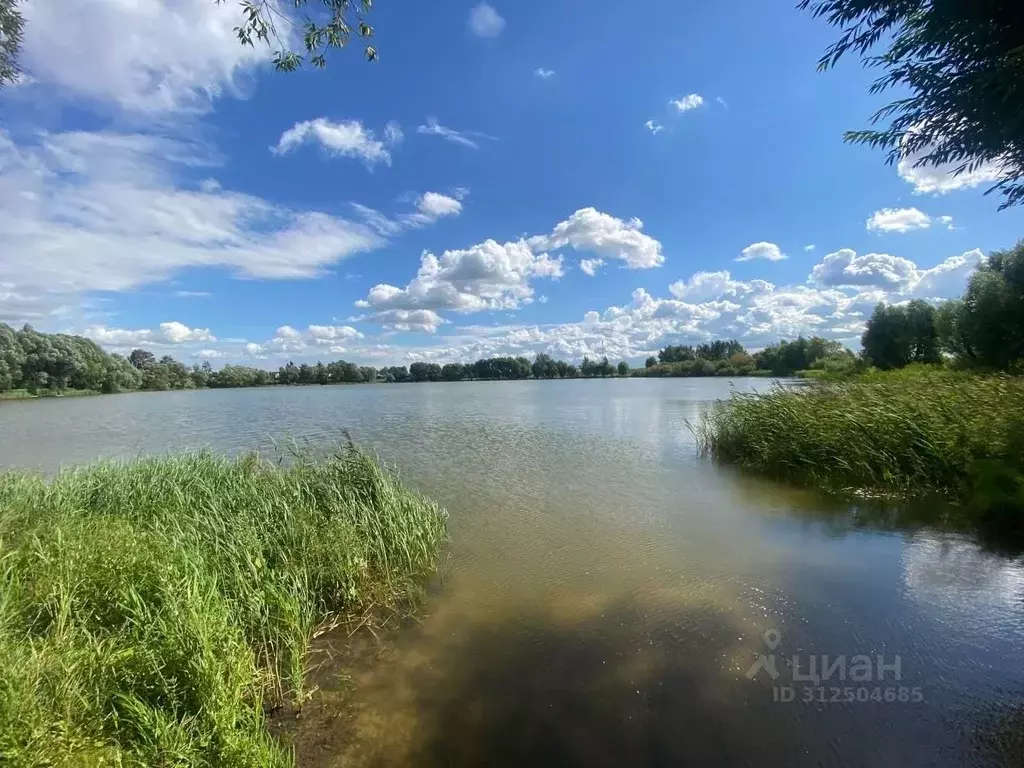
xmin=937 ymin=239 xmax=1024 ymax=369
xmin=222 ymin=0 xmax=379 ymax=72
xmin=0 ymin=0 xmax=23 ymax=86
xmin=861 ymin=300 xmax=941 ymax=370
xmin=801 ymin=0 xmax=1024 ymax=208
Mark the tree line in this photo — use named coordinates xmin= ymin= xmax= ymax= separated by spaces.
xmin=861 ymin=241 xmax=1024 ymax=372
xmin=3 ymin=243 xmax=1021 ymax=396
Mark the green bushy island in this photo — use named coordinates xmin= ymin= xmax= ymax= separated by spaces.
xmin=0 ymin=447 xmax=447 ymax=767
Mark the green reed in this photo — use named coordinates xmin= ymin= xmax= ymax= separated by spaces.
xmin=0 ymin=446 xmax=447 ymax=767
xmin=696 ymin=366 xmax=1024 ymax=513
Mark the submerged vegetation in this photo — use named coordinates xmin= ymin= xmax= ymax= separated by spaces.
xmin=0 ymin=447 xmax=447 ymax=766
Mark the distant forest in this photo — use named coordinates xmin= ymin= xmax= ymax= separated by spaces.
xmin=0 ymin=322 xmax=854 ymax=396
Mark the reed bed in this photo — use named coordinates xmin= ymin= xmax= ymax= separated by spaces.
xmin=696 ymin=367 xmax=1024 ymax=513
xmin=0 ymin=446 xmax=447 ymax=767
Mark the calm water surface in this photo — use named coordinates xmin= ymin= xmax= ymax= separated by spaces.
xmin=2 ymin=379 xmax=1023 ymax=767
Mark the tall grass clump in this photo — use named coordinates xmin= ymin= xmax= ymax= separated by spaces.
xmin=696 ymin=367 xmax=1024 ymax=521
xmin=0 ymin=446 xmax=447 ymax=767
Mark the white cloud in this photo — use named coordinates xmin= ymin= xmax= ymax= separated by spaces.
xmin=810 ymin=247 xmax=982 ymax=296
xmin=897 ymin=129 xmax=1007 ymax=195
xmin=272 ymin=118 xmax=402 ymax=166
xmin=0 ymin=129 xmax=388 ymax=322
xmin=811 ymin=249 xmax=919 ymax=289
xmin=307 ymin=324 xmax=363 ymax=344
xmin=417 ymin=192 xmax=462 ymax=219
xmin=19 ymin=0 xmax=270 ymax=114
xmin=716 ymin=96 xmax=728 ymax=108
xmin=357 ymin=309 xmax=446 ymax=334
xmin=85 ymin=321 xmax=215 ymax=347
xmin=353 ymin=207 xmax=661 ymax=333
xmin=356 ymin=240 xmax=564 ymax=319
xmin=416 ymin=118 xmax=494 ymax=150
xmin=468 ymin=3 xmax=506 ymax=37
xmin=196 ymin=349 xmax=226 ymax=360
xmin=530 ymin=208 xmax=664 ymax=269
xmin=736 ymin=242 xmax=787 ymax=262
xmin=804 ymin=244 xmax=816 ymax=252
xmin=645 ymin=120 xmax=664 ymax=135
xmin=866 ymin=207 xmax=932 ymax=233
xmin=173 ymin=290 xmax=211 ymax=298
xmin=669 ymin=270 xmax=773 ymax=303
xmin=939 ymin=215 xmax=955 ymax=230
xmin=669 ymin=94 xmax=704 ymax=113
xmin=86 ymin=248 xmax=983 ymax=366
xmin=353 ymin=191 xmax=464 ymax=235
xmin=534 ymin=68 xmax=556 ymax=79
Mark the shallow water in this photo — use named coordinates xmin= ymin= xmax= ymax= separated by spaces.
xmin=3 ymin=379 xmax=1023 ymax=766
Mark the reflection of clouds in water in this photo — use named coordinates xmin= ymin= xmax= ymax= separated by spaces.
xmin=902 ymin=533 xmax=1024 ymax=620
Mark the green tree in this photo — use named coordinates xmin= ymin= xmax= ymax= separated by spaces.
xmin=532 ymin=353 xmax=558 ymax=379
xmin=129 ymin=349 xmax=156 ymax=370
xmin=441 ymin=363 xmax=464 ymax=381
xmin=801 ymin=0 xmax=1024 ymax=208
xmin=617 ymin=361 xmax=629 ymax=376
xmin=862 ymin=301 xmax=941 ymax=370
xmin=938 ymin=240 xmax=1024 ymax=369
xmin=0 ymin=322 xmax=25 ymax=391
xmin=644 ymin=356 xmax=657 ymax=368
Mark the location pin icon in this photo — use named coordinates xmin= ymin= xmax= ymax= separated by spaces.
xmin=763 ymin=628 xmax=781 ymax=650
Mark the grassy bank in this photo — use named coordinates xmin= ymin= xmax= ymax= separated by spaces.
xmin=696 ymin=367 xmax=1024 ymax=527
xmin=0 ymin=388 xmax=101 ymax=400
xmin=0 ymin=447 xmax=447 ymax=767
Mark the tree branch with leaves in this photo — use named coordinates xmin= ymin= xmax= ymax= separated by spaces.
xmin=801 ymin=0 xmax=1024 ymax=209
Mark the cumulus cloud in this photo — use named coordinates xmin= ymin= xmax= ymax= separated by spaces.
xmin=866 ymin=207 xmax=932 ymax=233
xmin=804 ymin=244 xmax=816 ymax=252
xmin=85 ymin=321 xmax=216 ymax=347
xmin=19 ymin=0 xmax=270 ymax=114
xmin=810 ymin=247 xmax=983 ymax=296
xmin=355 ymin=309 xmax=446 ymax=334
xmin=534 ymin=68 xmax=555 ymax=79
xmin=736 ymin=242 xmax=787 ymax=262
xmin=416 ymin=118 xmax=495 ymax=150
xmin=468 ymin=3 xmax=506 ymax=37
xmin=272 ymin=118 xmax=402 ymax=166
xmin=356 ymin=240 xmax=564 ymax=319
xmin=531 ymin=208 xmax=665 ymax=269
xmin=811 ymin=249 xmax=920 ymax=289
xmin=669 ymin=94 xmax=704 ymax=113
xmin=0 ymin=129 xmax=387 ymax=322
xmin=939 ymin=215 xmax=955 ymax=230
xmin=307 ymin=324 xmax=363 ymax=344
xmin=85 ymin=247 xmax=983 ymax=366
xmin=352 ymin=207 xmax=662 ymax=333
xmin=645 ymin=120 xmax=664 ymax=135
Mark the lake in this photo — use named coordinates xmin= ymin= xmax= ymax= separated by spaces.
xmin=2 ymin=378 xmax=1023 ymax=767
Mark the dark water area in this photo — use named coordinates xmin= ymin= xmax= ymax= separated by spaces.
xmin=3 ymin=379 xmax=1023 ymax=766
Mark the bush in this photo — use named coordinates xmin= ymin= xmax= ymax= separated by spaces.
xmin=0 ymin=447 xmax=447 ymax=767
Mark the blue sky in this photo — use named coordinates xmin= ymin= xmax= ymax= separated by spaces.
xmin=2 ymin=0 xmax=1022 ymax=366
